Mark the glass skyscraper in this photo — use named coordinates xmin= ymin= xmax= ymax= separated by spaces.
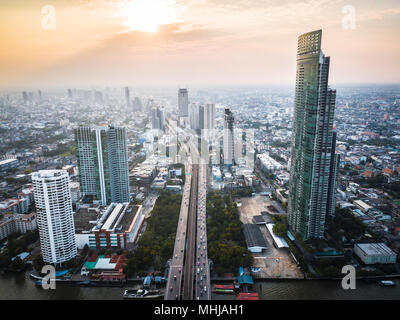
xmin=288 ymin=30 xmax=339 ymax=240
xmin=75 ymin=125 xmax=130 ymax=205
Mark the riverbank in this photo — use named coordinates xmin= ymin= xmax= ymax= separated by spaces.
xmin=1 ymin=270 xmax=400 ymax=300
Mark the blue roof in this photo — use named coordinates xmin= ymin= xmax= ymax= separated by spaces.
xmin=55 ymin=269 xmax=70 ymax=277
xmin=314 ymin=251 xmax=343 ymax=257
xmin=287 ymin=230 xmax=295 ymax=241
xmin=238 ymin=274 xmax=254 ymax=285
xmin=143 ymin=276 xmax=152 ymax=285
xmin=11 ymin=252 xmax=29 ymax=261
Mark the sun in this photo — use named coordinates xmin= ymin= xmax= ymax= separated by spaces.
xmin=119 ymin=0 xmax=180 ymax=33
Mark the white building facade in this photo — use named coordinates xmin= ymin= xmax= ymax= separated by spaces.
xmin=32 ymin=170 xmax=77 ymax=265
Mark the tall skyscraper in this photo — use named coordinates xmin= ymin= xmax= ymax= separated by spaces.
xmin=178 ymin=88 xmax=189 ymax=117
xmin=199 ymin=105 xmax=205 ymax=130
xmin=189 ymin=103 xmax=200 ymax=130
xmin=32 ymin=170 xmax=77 ymax=266
xmin=132 ymin=96 xmax=143 ymax=112
xmin=223 ymin=108 xmax=235 ymax=166
xmin=146 ymin=98 xmax=155 ymax=116
xmin=152 ymin=107 xmax=165 ymax=131
xmin=124 ymin=86 xmax=130 ymax=108
xmin=75 ymin=125 xmax=130 ymax=205
xmin=22 ymin=91 xmax=28 ymax=104
xmin=204 ymin=104 xmax=215 ymax=131
xmin=288 ymin=30 xmax=339 ymax=240
xmin=326 ymin=131 xmax=340 ymax=218
xmin=94 ymin=90 xmax=104 ymax=104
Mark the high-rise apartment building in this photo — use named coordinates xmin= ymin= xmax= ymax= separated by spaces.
xmin=178 ymin=88 xmax=189 ymax=117
xmin=152 ymin=107 xmax=165 ymax=131
xmin=199 ymin=105 xmax=205 ymax=130
xmin=223 ymin=108 xmax=235 ymax=166
xmin=22 ymin=91 xmax=28 ymax=104
xmin=32 ymin=170 xmax=77 ymax=265
xmin=75 ymin=125 xmax=130 ymax=205
xmin=204 ymin=104 xmax=215 ymax=131
xmin=124 ymin=86 xmax=130 ymax=108
xmin=189 ymin=103 xmax=199 ymax=130
xmin=132 ymin=97 xmax=143 ymax=112
xmin=288 ymin=30 xmax=339 ymax=240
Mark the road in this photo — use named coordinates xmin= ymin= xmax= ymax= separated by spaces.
xmin=194 ymin=163 xmax=211 ymax=300
xmin=182 ymin=164 xmax=198 ymax=300
xmin=164 ymin=121 xmax=211 ymax=300
xmin=164 ymin=161 xmax=192 ymax=300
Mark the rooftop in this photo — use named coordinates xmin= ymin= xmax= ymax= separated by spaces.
xmin=74 ymin=207 xmax=102 ymax=233
xmin=242 ymin=224 xmax=268 ymax=250
xmin=355 ymin=243 xmax=396 ymax=256
xmin=266 ymin=224 xmax=289 ymax=249
xmin=76 ymin=203 xmax=140 ymax=234
xmin=0 ymin=158 xmax=17 ymax=166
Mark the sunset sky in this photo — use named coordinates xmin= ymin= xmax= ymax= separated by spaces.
xmin=1 ymin=0 xmax=400 ymax=88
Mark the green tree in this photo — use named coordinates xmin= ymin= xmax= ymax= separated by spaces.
xmin=32 ymin=254 xmax=44 ymax=272
xmin=273 ymin=222 xmax=287 ymax=238
xmin=10 ymin=256 xmax=25 ymax=271
xmin=0 ymin=254 xmax=11 ymax=269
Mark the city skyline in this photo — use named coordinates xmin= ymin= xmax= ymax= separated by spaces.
xmin=1 ymin=1 xmax=400 ymax=303
xmin=1 ymin=0 xmax=400 ymax=89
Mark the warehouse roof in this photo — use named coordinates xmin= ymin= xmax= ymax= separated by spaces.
xmin=242 ymin=224 xmax=268 ymax=250
xmin=355 ymin=243 xmax=395 ymax=256
xmin=252 ymin=215 xmax=267 ymax=225
xmin=266 ymin=224 xmax=289 ymax=249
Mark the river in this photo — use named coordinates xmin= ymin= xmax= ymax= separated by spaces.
xmin=0 ymin=271 xmax=399 ymax=300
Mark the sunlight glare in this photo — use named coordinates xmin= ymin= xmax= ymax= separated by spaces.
xmin=119 ymin=0 xmax=180 ymax=33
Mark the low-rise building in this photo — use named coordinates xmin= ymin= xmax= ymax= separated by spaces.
xmin=242 ymin=224 xmax=268 ymax=253
xmin=354 ymin=243 xmax=397 ymax=265
xmin=0 ymin=158 xmax=18 ymax=172
xmin=256 ymin=153 xmax=283 ymax=172
xmin=75 ymin=203 xmax=144 ymax=250
xmin=0 ymin=213 xmax=37 ymax=241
